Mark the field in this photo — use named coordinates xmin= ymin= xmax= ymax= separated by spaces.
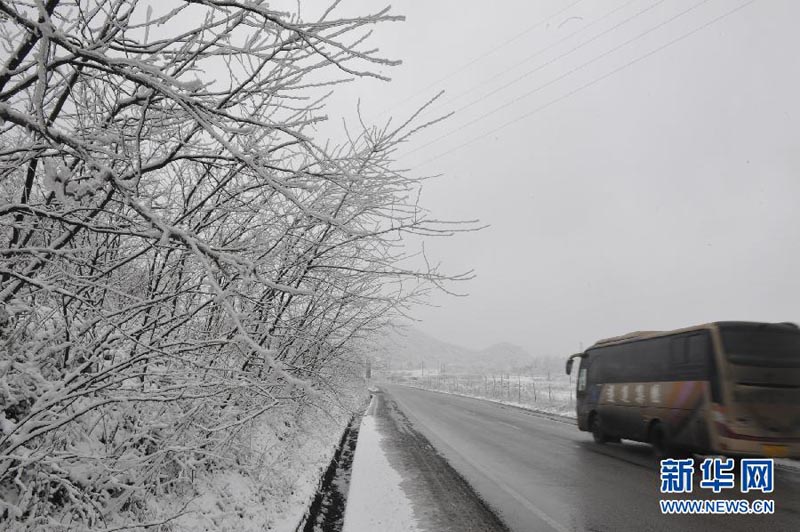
xmin=382 ymin=370 xmax=577 ymax=418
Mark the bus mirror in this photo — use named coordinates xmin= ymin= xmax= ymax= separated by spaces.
xmin=566 ymin=353 xmax=585 ymax=375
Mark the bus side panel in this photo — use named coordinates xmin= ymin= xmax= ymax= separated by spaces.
xmin=640 ymin=381 xmax=709 ymax=450
xmin=596 ymin=381 xmax=710 ymax=447
xmin=595 ymin=383 xmax=644 ymax=440
xmin=577 ymin=382 xmax=602 ymax=432
xmin=671 ymin=382 xmax=711 ymax=452
xmin=596 ymin=384 xmax=646 ymax=440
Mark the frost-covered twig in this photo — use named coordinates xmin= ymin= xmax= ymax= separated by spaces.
xmin=0 ymin=1 xmax=476 ymax=529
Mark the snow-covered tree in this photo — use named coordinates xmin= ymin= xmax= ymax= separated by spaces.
xmin=0 ymin=1 xmax=465 ymax=528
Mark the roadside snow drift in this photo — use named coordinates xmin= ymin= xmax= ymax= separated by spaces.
xmin=342 ymin=399 xmax=421 ymax=532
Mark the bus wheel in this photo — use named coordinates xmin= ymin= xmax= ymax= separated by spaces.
xmin=590 ymin=413 xmax=608 ymax=444
xmin=650 ymin=422 xmax=673 ymax=460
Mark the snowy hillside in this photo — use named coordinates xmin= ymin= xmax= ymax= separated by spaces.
xmin=375 ymin=327 xmax=536 ymax=371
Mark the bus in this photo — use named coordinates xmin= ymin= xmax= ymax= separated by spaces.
xmin=565 ymin=321 xmax=800 ymax=459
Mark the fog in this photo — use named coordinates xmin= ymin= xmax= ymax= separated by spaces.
xmin=315 ymin=0 xmax=800 ymax=356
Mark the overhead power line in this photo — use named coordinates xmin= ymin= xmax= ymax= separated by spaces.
xmin=425 ymin=0 xmax=644 ymax=115
xmin=405 ymin=0 xmax=705 ymax=159
xmin=410 ymin=0 xmax=756 ymax=169
xmin=404 ymin=0 xmax=674 ymax=158
xmin=370 ymin=0 xmax=587 ymax=120
xmin=444 ymin=0 xmax=668 ymax=122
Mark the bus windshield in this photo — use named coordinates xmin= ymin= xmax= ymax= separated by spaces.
xmin=720 ymin=324 xmax=800 ymax=368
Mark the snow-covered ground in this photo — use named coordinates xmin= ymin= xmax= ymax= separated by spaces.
xmin=341 ymin=397 xmax=421 ymax=532
xmin=407 ymin=384 xmax=576 ymax=421
xmin=155 ymin=395 xmax=364 ymax=532
xmin=386 ymin=371 xmax=576 ymax=419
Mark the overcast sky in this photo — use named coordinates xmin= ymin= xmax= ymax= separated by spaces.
xmin=314 ymin=0 xmax=800 ymax=356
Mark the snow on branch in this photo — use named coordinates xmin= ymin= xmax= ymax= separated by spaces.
xmin=0 ymin=1 xmax=474 ymax=528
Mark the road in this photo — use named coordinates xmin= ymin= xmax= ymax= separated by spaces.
xmin=363 ymin=385 xmax=509 ymax=532
xmin=380 ymin=384 xmax=800 ymax=532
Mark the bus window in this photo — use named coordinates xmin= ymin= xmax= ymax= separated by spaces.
xmin=670 ymin=336 xmax=689 ymax=365
xmin=687 ymin=334 xmax=709 ymax=367
xmin=721 ymin=324 xmax=800 ymax=368
xmin=668 ymin=333 xmax=709 ymax=380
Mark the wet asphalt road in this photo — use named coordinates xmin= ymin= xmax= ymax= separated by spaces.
xmin=381 ymin=384 xmax=800 ymax=532
xmin=372 ymin=387 xmax=509 ymax=532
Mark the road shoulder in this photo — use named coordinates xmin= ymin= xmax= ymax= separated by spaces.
xmin=342 ymin=390 xmax=509 ymax=532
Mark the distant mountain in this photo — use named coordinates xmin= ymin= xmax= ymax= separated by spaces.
xmin=374 ymin=327 xmax=536 ymax=371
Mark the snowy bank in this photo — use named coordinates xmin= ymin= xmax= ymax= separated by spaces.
xmin=341 ymin=397 xmax=421 ymax=532
xmin=156 ymin=394 xmax=364 ymax=532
